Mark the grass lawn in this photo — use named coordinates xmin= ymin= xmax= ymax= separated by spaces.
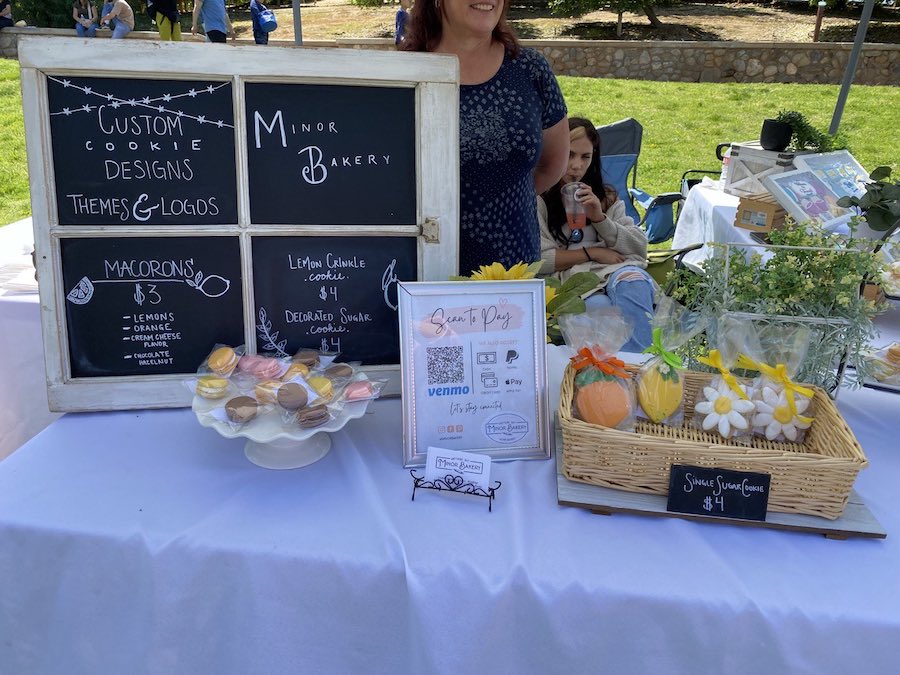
xmin=1 ymin=57 xmax=897 ymax=227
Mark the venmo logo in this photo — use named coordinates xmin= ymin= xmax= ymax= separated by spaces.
xmin=427 ymin=386 xmax=470 ymax=396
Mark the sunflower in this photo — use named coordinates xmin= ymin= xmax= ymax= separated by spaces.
xmin=468 ymin=261 xmax=541 ymax=281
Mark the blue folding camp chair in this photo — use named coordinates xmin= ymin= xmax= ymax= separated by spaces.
xmin=595 ymin=117 xmax=684 ymax=245
xmin=594 ymin=118 xmax=703 ymax=284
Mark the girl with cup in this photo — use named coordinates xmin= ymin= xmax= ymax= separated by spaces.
xmin=538 ymin=117 xmax=654 ymax=352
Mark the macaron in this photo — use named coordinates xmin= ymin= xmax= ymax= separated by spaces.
xmin=293 ymin=349 xmax=319 ymax=367
xmin=254 ymin=379 xmax=281 ymax=404
xmin=282 ymin=362 xmax=309 ymax=381
xmin=887 ymin=343 xmax=900 ymax=365
xmin=225 ymin=396 xmax=259 ymax=424
xmin=307 ymin=375 xmax=334 ymax=400
xmin=207 ymin=346 xmax=238 ymax=376
xmin=277 ymin=382 xmax=309 ymax=411
xmin=343 ymin=380 xmax=375 ymax=401
xmin=196 ymin=375 xmax=229 ymax=400
xmin=238 ymin=354 xmax=284 ymax=380
xmin=296 ymin=404 xmax=330 ymax=429
xmin=325 ymin=363 xmax=354 ymax=379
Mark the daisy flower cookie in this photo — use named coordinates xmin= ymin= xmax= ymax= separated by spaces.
xmin=752 ymin=385 xmax=812 ymax=442
xmin=694 ymin=377 xmax=755 ymax=439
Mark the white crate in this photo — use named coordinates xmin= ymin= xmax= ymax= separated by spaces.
xmin=724 ymin=141 xmax=808 ymax=197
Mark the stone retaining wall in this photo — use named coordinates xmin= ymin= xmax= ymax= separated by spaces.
xmin=2 ymin=29 xmax=898 ymax=86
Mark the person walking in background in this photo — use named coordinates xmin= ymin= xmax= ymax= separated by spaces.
xmin=192 ymin=0 xmax=232 ymax=43
xmin=154 ymin=0 xmax=181 ymax=40
xmin=402 ymin=0 xmax=569 ymax=275
xmin=249 ymin=0 xmax=268 ymax=45
xmin=394 ymin=0 xmax=410 ymax=45
xmin=101 ymin=0 xmax=134 ymax=38
xmin=72 ymin=0 xmax=97 ymax=37
xmin=0 ymin=0 xmax=14 ymax=29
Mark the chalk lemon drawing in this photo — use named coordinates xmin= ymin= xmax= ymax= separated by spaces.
xmin=66 ymin=276 xmax=94 ymax=305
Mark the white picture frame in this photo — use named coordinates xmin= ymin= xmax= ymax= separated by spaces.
xmin=792 ymin=150 xmax=870 ymax=200
xmin=18 ymin=37 xmax=459 ymax=412
xmin=398 ymin=280 xmax=551 ymax=467
xmin=763 ymin=168 xmax=853 ymax=231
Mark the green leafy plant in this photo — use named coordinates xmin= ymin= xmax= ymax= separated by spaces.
xmin=774 ymin=110 xmax=847 ymax=154
xmin=666 ymin=219 xmax=887 ymax=390
xmin=836 ymin=166 xmax=900 ymax=234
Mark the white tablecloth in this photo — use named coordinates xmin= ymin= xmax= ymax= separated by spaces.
xmin=672 ymin=179 xmax=753 ymax=269
xmin=0 ymin=218 xmax=60 ymax=461
xmin=1 ymin=346 xmax=899 ymax=674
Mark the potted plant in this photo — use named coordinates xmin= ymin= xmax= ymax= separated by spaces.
xmin=666 ymin=220 xmax=888 ymax=392
xmin=773 ymin=110 xmax=846 ymax=154
xmin=836 ymin=166 xmax=900 ymax=239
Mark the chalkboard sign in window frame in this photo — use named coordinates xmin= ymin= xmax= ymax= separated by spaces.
xmin=19 ymin=38 xmax=459 ymax=413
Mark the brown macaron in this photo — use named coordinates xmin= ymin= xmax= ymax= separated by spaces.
xmin=296 ymin=404 xmax=330 ymax=428
xmin=277 ymin=382 xmax=309 ymax=411
xmin=325 ymin=363 xmax=353 ymax=378
xmin=225 ymin=396 xmax=259 ymax=424
xmin=293 ymin=349 xmax=319 ymax=367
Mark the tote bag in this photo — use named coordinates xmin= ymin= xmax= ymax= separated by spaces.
xmin=259 ymin=7 xmax=277 ymax=32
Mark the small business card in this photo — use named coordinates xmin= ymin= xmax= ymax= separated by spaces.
xmin=425 ymin=446 xmax=492 ymax=491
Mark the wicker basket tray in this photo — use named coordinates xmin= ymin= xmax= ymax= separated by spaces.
xmin=558 ymin=364 xmax=868 ymax=520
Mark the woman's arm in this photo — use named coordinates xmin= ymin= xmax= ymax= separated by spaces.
xmin=73 ymin=4 xmax=81 ymax=22
xmin=533 ymin=117 xmax=569 ymax=195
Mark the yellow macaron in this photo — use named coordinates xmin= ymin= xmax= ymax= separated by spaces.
xmin=307 ymin=375 xmax=334 ymax=400
xmin=207 ymin=346 xmax=238 ymax=376
xmin=196 ymin=376 xmax=229 ymax=399
xmin=282 ymin=362 xmax=310 ymax=381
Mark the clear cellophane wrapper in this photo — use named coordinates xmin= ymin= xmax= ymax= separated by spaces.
xmin=560 ymin=308 xmax=637 ymax=432
xmin=737 ymin=323 xmax=815 ymax=443
xmin=636 ymin=296 xmax=708 ymax=427
xmin=691 ymin=316 xmax=756 ymax=441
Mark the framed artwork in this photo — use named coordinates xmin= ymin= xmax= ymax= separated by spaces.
xmin=763 ymin=168 xmax=853 ymax=231
xmin=792 ymin=150 xmax=870 ymax=200
xmin=398 ymin=280 xmax=551 ymax=467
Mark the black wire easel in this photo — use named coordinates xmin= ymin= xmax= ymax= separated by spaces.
xmin=410 ymin=470 xmax=501 ymax=512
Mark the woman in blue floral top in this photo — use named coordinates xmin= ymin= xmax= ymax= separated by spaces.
xmin=402 ymin=0 xmax=568 ymax=275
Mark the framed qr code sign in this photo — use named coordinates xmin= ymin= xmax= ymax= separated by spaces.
xmin=397 ymin=280 xmax=551 ymax=467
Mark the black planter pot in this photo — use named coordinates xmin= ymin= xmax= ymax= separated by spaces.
xmin=760 ymin=119 xmax=793 ymax=152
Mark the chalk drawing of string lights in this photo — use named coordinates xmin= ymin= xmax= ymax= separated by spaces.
xmin=47 ymin=77 xmax=234 ymax=129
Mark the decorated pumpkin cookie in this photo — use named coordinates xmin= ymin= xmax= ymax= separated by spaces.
xmin=574 ymin=368 xmax=632 ymax=429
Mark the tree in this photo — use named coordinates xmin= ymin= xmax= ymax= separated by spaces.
xmin=550 ymin=0 xmax=675 ymax=34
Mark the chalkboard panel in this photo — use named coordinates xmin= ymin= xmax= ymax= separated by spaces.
xmin=47 ymin=76 xmax=237 ymax=225
xmin=245 ymin=83 xmax=416 ymax=225
xmin=252 ymin=236 xmax=417 ymax=365
xmin=60 ymin=237 xmax=244 ymax=377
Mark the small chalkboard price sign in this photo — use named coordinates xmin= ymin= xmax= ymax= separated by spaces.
xmin=19 ymin=39 xmax=459 ymax=412
xmin=667 ymin=465 xmax=771 ymax=522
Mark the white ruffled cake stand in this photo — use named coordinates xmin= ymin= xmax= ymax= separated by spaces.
xmin=193 ymin=395 xmax=370 ymax=470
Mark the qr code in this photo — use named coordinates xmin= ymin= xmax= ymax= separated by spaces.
xmin=426 ymin=345 xmax=464 ymax=385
